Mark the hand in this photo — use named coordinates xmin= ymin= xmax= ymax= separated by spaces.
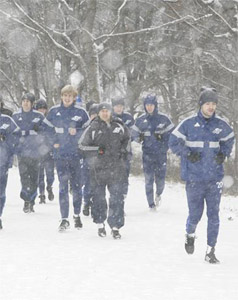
xmin=53 ymin=144 xmax=60 ymax=149
xmin=215 ymin=152 xmax=226 ymax=164
xmin=33 ymin=124 xmax=39 ymax=132
xmin=139 ymin=133 xmax=144 ymax=143
xmin=187 ymin=151 xmax=201 ymax=163
xmin=98 ymin=145 xmax=105 ymax=155
xmin=69 ymin=128 xmax=77 ymax=136
xmin=0 ymin=133 xmax=6 ymax=142
xmin=154 ymin=133 xmax=162 ymax=141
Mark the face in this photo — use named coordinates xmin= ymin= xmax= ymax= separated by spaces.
xmin=201 ymin=102 xmax=217 ymax=118
xmin=61 ymin=92 xmax=75 ymax=107
xmin=37 ymin=108 xmax=47 ymax=115
xmin=22 ymin=99 xmax=32 ymax=112
xmin=113 ymin=104 xmax=124 ymax=115
xmin=98 ymin=109 xmax=111 ymax=122
xmin=145 ymin=104 xmax=155 ymax=114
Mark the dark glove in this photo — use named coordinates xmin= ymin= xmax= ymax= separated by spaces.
xmin=0 ymin=133 xmax=6 ymax=142
xmin=139 ymin=133 xmax=144 ymax=143
xmin=215 ymin=152 xmax=226 ymax=164
xmin=187 ymin=151 xmax=201 ymax=163
xmin=154 ymin=133 xmax=162 ymax=141
xmin=33 ymin=124 xmax=39 ymax=132
xmin=98 ymin=145 xmax=106 ymax=156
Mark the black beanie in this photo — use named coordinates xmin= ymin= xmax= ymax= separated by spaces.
xmin=198 ymin=87 xmax=218 ymax=106
xmin=35 ymin=99 xmax=48 ymax=110
xmin=97 ymin=102 xmax=112 ymax=113
xmin=112 ymin=98 xmax=125 ymax=107
xmin=89 ymin=104 xmax=98 ymax=116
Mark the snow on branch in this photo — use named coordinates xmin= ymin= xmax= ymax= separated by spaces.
xmin=100 ymin=0 xmax=128 ymax=46
xmin=203 ymin=51 xmax=238 ymax=74
xmin=95 ymin=14 xmax=212 ymax=41
xmin=4 ymin=1 xmax=84 ymax=63
xmin=59 ymin=0 xmax=74 ymax=12
xmin=207 ymin=5 xmax=238 ymax=34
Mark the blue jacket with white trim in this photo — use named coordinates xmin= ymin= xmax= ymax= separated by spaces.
xmin=43 ymin=102 xmax=89 ymax=159
xmin=12 ymin=109 xmax=45 ymax=159
xmin=169 ymin=110 xmax=235 ymax=181
xmin=112 ymin=112 xmax=134 ymax=128
xmin=131 ymin=108 xmax=174 ymax=156
xmin=0 ymin=113 xmax=20 ymax=167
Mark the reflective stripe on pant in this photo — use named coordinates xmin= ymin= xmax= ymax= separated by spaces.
xmin=185 ymin=180 xmax=222 ymax=247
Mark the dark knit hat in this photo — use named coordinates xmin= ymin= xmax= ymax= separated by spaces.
xmin=97 ymin=102 xmax=112 ymax=113
xmin=22 ymin=92 xmax=35 ymax=103
xmin=89 ymin=103 xmax=98 ymax=116
xmin=112 ymin=97 xmax=125 ymax=107
xmin=35 ymin=99 xmax=48 ymax=110
xmin=199 ymin=87 xmax=218 ymax=106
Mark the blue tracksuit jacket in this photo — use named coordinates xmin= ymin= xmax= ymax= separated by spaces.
xmin=112 ymin=112 xmax=134 ymax=128
xmin=43 ymin=102 xmax=89 ymax=159
xmin=12 ymin=108 xmax=46 ymax=159
xmin=131 ymin=111 xmax=174 ymax=156
xmin=169 ymin=110 xmax=235 ymax=182
xmin=0 ymin=113 xmax=20 ymax=216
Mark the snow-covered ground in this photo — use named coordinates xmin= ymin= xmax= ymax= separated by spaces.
xmin=1 ymin=167 xmax=238 ymax=300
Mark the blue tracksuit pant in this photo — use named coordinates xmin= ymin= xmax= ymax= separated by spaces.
xmin=142 ymin=153 xmax=167 ymax=207
xmin=185 ymin=181 xmax=223 ymax=247
xmin=81 ymin=159 xmax=92 ymax=207
xmin=0 ymin=165 xmax=8 ymax=217
xmin=38 ymin=153 xmax=54 ymax=195
xmin=18 ymin=156 xmax=40 ymax=203
xmin=55 ymin=158 xmax=82 ymax=219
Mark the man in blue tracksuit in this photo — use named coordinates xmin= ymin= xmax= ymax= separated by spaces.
xmin=131 ymin=95 xmax=174 ymax=210
xmin=35 ymin=99 xmax=55 ymax=204
xmin=0 ymin=113 xmax=20 ymax=229
xmin=43 ymin=85 xmax=89 ymax=231
xmin=112 ymin=98 xmax=134 ymax=198
xmin=169 ymin=87 xmax=235 ymax=263
xmin=13 ymin=93 xmax=46 ymax=213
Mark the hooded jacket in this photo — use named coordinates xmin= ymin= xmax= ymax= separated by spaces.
xmin=131 ymin=96 xmax=174 ymax=156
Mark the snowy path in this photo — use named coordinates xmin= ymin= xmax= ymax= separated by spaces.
xmin=1 ymin=167 xmax=238 ymax=300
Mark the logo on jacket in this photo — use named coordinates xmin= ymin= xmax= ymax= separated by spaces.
xmin=56 ymin=112 xmax=61 ymax=116
xmin=194 ymin=122 xmax=200 ymax=127
xmin=113 ymin=127 xmax=122 ymax=133
xmin=157 ymin=123 xmax=165 ymax=128
xmin=32 ymin=118 xmax=41 ymax=123
xmin=0 ymin=124 xmax=9 ymax=129
xmin=71 ymin=116 xmax=82 ymax=121
xmin=212 ymin=128 xmax=222 ymax=134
